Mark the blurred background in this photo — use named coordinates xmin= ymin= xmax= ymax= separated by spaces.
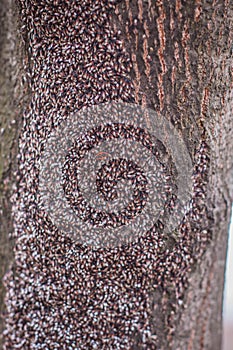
xmin=222 ymin=206 xmax=233 ymax=350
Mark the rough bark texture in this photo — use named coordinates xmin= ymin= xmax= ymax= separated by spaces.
xmin=0 ymin=0 xmax=25 ymax=347
xmin=0 ymin=0 xmax=232 ymax=349
xmin=111 ymin=1 xmax=233 ymax=349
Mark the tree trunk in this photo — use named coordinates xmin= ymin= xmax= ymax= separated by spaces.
xmin=0 ymin=0 xmax=24 ymax=348
xmin=1 ymin=0 xmax=232 ymax=349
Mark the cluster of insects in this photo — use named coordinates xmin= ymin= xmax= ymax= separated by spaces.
xmin=3 ymin=0 xmax=211 ymax=349
xmin=62 ymin=122 xmax=172 ymax=227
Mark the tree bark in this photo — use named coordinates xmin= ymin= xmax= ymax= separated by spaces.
xmin=0 ymin=0 xmax=25 ymax=347
xmin=1 ymin=0 xmax=233 ymax=349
